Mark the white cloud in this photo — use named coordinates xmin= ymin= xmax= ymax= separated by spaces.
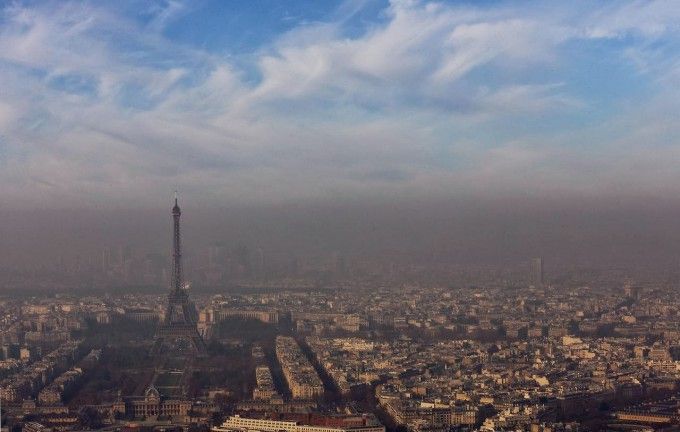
xmin=583 ymin=0 xmax=680 ymax=39
xmin=0 ymin=0 xmax=678 ymax=208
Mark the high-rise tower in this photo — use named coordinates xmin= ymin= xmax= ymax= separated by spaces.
xmin=530 ymin=257 xmax=544 ymax=287
xmin=153 ymin=193 xmax=207 ymax=356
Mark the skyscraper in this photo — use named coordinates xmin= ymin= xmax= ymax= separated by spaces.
xmin=531 ymin=257 xmax=544 ymax=287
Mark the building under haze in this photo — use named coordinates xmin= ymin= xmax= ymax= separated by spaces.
xmin=531 ymin=257 xmax=544 ymax=287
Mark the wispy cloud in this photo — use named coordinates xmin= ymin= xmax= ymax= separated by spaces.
xmin=0 ymin=0 xmax=678 ymax=208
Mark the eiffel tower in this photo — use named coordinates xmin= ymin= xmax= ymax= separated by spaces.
xmin=153 ymin=193 xmax=207 ymax=356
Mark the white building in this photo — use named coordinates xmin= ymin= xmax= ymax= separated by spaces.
xmin=213 ymin=415 xmax=385 ymax=432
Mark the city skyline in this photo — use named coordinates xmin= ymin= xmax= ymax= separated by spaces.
xmin=3 ymin=2 xmax=680 ymax=432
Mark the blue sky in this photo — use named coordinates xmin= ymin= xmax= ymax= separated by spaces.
xmin=0 ymin=0 xmax=678 ymax=208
